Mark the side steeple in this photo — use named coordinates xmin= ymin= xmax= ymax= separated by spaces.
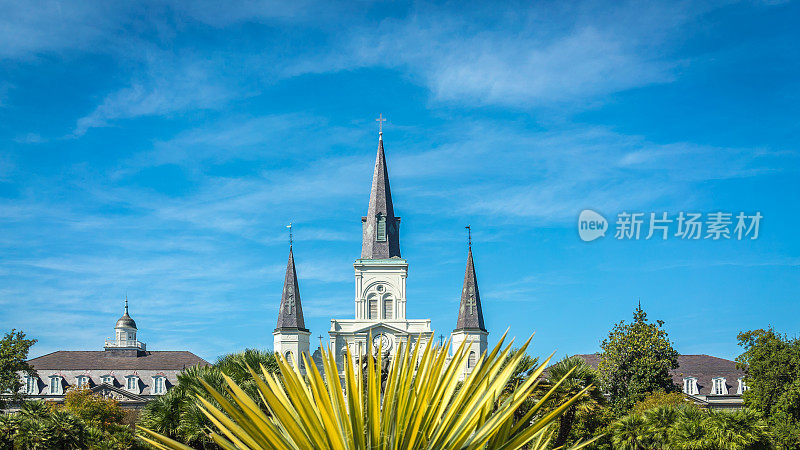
xmin=275 ymin=246 xmax=308 ymax=331
xmin=361 ymin=132 xmax=401 ymax=259
xmin=455 ymin=243 xmax=486 ymax=331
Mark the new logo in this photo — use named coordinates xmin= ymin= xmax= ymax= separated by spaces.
xmin=578 ymin=210 xmax=607 ymax=242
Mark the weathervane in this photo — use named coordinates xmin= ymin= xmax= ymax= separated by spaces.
xmin=465 ymin=225 xmax=472 ymax=248
xmin=376 ymin=113 xmax=386 ymax=137
xmin=287 ymin=222 xmax=293 ymax=248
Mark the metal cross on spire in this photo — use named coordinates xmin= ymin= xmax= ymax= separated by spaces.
xmin=376 ymin=113 xmax=386 ymax=138
xmin=466 ymin=225 xmax=472 ymax=248
xmin=286 ymin=222 xmax=293 ymax=248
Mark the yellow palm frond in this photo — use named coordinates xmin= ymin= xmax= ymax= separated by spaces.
xmin=139 ymin=332 xmax=592 ymax=449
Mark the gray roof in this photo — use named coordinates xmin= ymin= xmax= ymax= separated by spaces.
xmin=275 ymin=248 xmax=308 ymax=331
xmin=115 ymin=313 xmax=137 ymax=329
xmin=455 ymin=246 xmax=486 ymax=331
xmin=27 ymin=351 xmax=209 ymax=371
xmin=361 ymin=135 xmax=401 ymax=259
xmin=574 ymin=354 xmax=745 ymax=396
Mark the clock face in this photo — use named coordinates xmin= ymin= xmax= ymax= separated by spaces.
xmin=372 ymin=333 xmax=392 ymax=352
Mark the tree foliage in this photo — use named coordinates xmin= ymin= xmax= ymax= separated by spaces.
xmin=0 ymin=329 xmax=37 ymax=407
xmin=543 ymin=355 xmax=605 ymax=448
xmin=736 ymin=328 xmax=800 ymax=449
xmin=597 ymin=305 xmax=679 ymax=412
xmin=0 ymin=397 xmax=141 ymax=450
xmin=611 ymin=405 xmax=770 ymax=450
xmin=138 ymin=348 xmax=280 ymax=448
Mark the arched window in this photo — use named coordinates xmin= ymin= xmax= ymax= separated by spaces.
xmin=49 ymin=375 xmax=63 ymax=395
xmin=126 ymin=375 xmax=139 ymax=393
xmin=382 ymin=294 xmax=393 ymax=319
xmin=76 ymin=375 xmax=90 ymax=389
xmin=368 ymin=294 xmax=378 ymax=319
xmin=467 ymin=351 xmax=477 ymax=369
xmin=152 ymin=376 xmax=166 ymax=395
xmin=285 ymin=351 xmax=294 ymax=365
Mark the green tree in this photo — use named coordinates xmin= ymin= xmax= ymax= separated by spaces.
xmin=703 ymin=408 xmax=770 ymax=450
xmin=736 ymin=327 xmax=800 ymax=449
xmin=668 ymin=406 xmax=706 ymax=450
xmin=139 ymin=348 xmax=280 ymax=448
xmin=544 ymin=355 xmax=605 ymax=448
xmin=59 ymin=388 xmax=125 ymax=431
xmin=598 ymin=304 xmax=679 ymax=412
xmin=631 ymin=391 xmax=687 ymax=415
xmin=642 ymin=405 xmax=677 ymax=448
xmin=0 ymin=329 xmax=37 ymax=407
xmin=611 ymin=413 xmax=649 ymax=450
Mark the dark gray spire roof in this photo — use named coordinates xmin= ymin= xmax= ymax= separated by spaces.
xmin=115 ymin=298 xmax=137 ymax=329
xmin=361 ymin=135 xmax=401 ymax=259
xmin=455 ymin=246 xmax=486 ymax=331
xmin=275 ymin=248 xmax=308 ymax=331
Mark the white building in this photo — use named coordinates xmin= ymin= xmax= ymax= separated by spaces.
xmin=13 ymin=300 xmax=209 ymax=409
xmin=273 ymin=131 xmax=490 ymax=375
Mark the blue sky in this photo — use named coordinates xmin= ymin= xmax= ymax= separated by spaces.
xmin=1 ymin=0 xmax=798 ymax=363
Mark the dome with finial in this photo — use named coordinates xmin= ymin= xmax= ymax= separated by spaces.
xmin=115 ymin=297 xmax=137 ymax=329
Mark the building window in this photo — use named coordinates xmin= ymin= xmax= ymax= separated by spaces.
xmin=683 ymin=377 xmax=698 ymax=395
xmin=101 ymin=375 xmax=114 ymax=386
xmin=376 ymin=214 xmax=386 ymax=242
xmin=49 ymin=376 xmax=62 ymax=395
xmin=737 ymin=377 xmax=747 ymax=395
xmin=467 ymin=351 xmax=477 ymax=369
xmin=284 ymin=351 xmax=294 ymax=365
xmin=76 ymin=375 xmax=90 ymax=389
xmin=126 ymin=375 xmax=139 ymax=393
xmin=152 ymin=376 xmax=166 ymax=395
xmin=368 ymin=294 xmax=378 ymax=320
xmin=25 ymin=376 xmax=38 ymax=395
xmin=712 ymin=377 xmax=727 ymax=395
xmin=382 ymin=294 xmax=393 ymax=320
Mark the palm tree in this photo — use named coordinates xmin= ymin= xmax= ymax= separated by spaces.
xmin=140 ymin=349 xmax=281 ymax=448
xmin=611 ymin=413 xmax=649 ymax=450
xmin=669 ymin=406 xmax=707 ymax=450
xmin=545 ymin=355 xmax=605 ymax=448
xmin=643 ymin=405 xmax=677 ymax=448
xmin=141 ymin=333 xmax=597 ymax=449
xmin=703 ymin=408 xmax=770 ymax=450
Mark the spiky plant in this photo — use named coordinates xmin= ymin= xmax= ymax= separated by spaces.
xmin=611 ymin=413 xmax=648 ymax=450
xmin=703 ymin=408 xmax=770 ymax=450
xmin=543 ymin=355 xmax=604 ymax=448
xmin=643 ymin=405 xmax=677 ymax=448
xmin=667 ymin=406 xmax=706 ymax=450
xmin=140 ymin=333 xmax=598 ymax=449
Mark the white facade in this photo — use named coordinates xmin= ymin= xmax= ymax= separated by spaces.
xmin=451 ymin=329 xmax=488 ymax=378
xmin=329 ymin=258 xmax=433 ymax=372
xmin=273 ymin=329 xmax=311 ymax=370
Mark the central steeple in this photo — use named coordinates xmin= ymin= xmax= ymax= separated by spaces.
xmin=361 ymin=132 xmax=401 ymax=259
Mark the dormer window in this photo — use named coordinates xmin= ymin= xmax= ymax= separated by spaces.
xmin=712 ymin=377 xmax=728 ymax=395
xmin=125 ymin=375 xmax=139 ymax=394
xmin=76 ymin=375 xmax=90 ymax=389
xmin=737 ymin=377 xmax=748 ymax=394
xmin=25 ymin=376 xmax=38 ymax=395
xmin=152 ymin=375 xmax=166 ymax=395
xmin=49 ymin=375 xmax=63 ymax=395
xmin=683 ymin=377 xmax=698 ymax=395
xmin=101 ymin=375 xmax=114 ymax=386
xmin=376 ymin=214 xmax=386 ymax=242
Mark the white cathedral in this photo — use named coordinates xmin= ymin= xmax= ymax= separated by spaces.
xmin=273 ymin=131 xmax=489 ymax=375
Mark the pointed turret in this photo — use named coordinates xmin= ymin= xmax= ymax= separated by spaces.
xmin=275 ymin=248 xmax=308 ymax=331
xmin=455 ymin=245 xmax=486 ymax=331
xmin=361 ymin=134 xmax=401 ymax=259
